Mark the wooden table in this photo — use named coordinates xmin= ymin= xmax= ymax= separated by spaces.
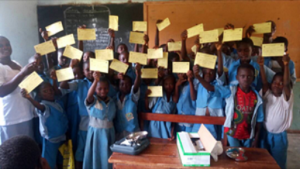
xmin=109 ymin=138 xmax=280 ymax=169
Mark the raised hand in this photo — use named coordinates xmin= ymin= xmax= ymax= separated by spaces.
xmin=181 ymin=30 xmax=187 ymax=41
xmin=21 ymin=88 xmax=31 ymax=99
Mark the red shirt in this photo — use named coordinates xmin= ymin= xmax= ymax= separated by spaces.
xmin=224 ymin=87 xmax=257 ymax=139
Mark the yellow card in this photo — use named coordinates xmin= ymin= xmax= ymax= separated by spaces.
xmin=199 ymin=29 xmax=219 ymax=44
xmin=223 ymin=28 xmax=243 ymax=42
xmin=56 ymin=34 xmax=75 ymax=49
xmin=63 ymin=45 xmax=83 ymax=60
xmin=195 ymin=52 xmax=217 ymax=69
xmin=253 ymin=22 xmax=271 ymax=34
xmin=191 ymin=45 xmax=197 ymax=54
xmin=157 ymin=52 xmax=168 ymax=68
xmin=19 ymin=71 xmax=43 ymax=93
xmin=187 ymin=24 xmax=204 ymax=38
xmin=90 ymin=58 xmax=109 ymax=73
xmin=156 ymin=18 xmax=170 ymax=31
xmin=167 ymin=41 xmax=181 ymax=52
xmin=173 ymin=62 xmax=190 ymax=73
xmin=133 ymin=21 xmax=147 ymax=32
xmin=77 ymin=28 xmax=96 ymax=41
xmin=109 ymin=15 xmax=118 ymax=31
xmin=56 ymin=67 xmax=74 ymax=82
xmin=129 ymin=52 xmax=147 ymax=65
xmin=262 ymin=43 xmax=285 ymax=57
xmin=34 ymin=40 xmax=56 ymax=56
xmin=129 ymin=31 xmax=144 ymax=45
xmin=109 ymin=59 xmax=129 ymax=73
xmin=250 ymin=36 xmax=263 ymax=47
xmin=215 ymin=28 xmax=224 ymax=36
xmin=95 ymin=49 xmax=114 ymax=60
xmin=148 ymin=86 xmax=163 ymax=97
xmin=141 ymin=68 xmax=158 ymax=79
xmin=46 ymin=21 xmax=64 ymax=37
xmin=147 ymin=48 xmax=163 ymax=59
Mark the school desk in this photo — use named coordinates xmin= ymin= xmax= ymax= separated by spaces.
xmin=108 ymin=138 xmax=280 ymax=169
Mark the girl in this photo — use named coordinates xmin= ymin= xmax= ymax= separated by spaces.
xmin=83 ymin=72 xmax=116 ymax=169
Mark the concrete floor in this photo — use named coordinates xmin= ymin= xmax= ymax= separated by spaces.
xmin=287 ymin=134 xmax=300 ymax=169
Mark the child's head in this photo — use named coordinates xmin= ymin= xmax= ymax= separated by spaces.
xmin=0 ymin=36 xmax=12 ymax=59
xmin=236 ymin=64 xmax=255 ymax=89
xmin=251 ymin=46 xmax=262 ymax=57
xmin=118 ymin=51 xmax=129 ymax=65
xmin=119 ymin=75 xmax=132 ymax=95
xmin=96 ymin=77 xmax=110 ymax=100
xmin=273 ymin=36 xmax=288 ymax=52
xmin=117 ymin=43 xmax=128 ymax=54
xmin=163 ymin=75 xmax=175 ymax=94
xmin=271 ymin=72 xmax=284 ymax=96
xmin=202 ymin=68 xmax=216 ymax=83
xmin=148 ymin=59 xmax=157 ymax=68
xmin=73 ymin=66 xmax=84 ymax=80
xmin=160 ymin=44 xmax=167 ymax=52
xmin=83 ymin=51 xmax=95 ymax=62
xmin=29 ymin=55 xmax=44 ymax=74
xmin=57 ymin=48 xmax=70 ymax=68
xmin=221 ymin=43 xmax=232 ymax=56
xmin=168 ymin=52 xmax=179 ymax=62
xmin=236 ymin=38 xmax=253 ymax=63
xmin=0 ymin=136 xmax=50 ymax=169
xmin=164 ymin=61 xmax=173 ymax=76
xmin=37 ymin=82 xmax=55 ymax=101
xmin=177 ymin=73 xmax=187 ymax=80
xmin=83 ymin=61 xmax=94 ymax=81
xmin=199 ymin=46 xmax=212 ymax=55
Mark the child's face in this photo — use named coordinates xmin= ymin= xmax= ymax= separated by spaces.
xmin=96 ymin=81 xmax=109 ymax=99
xmin=39 ymin=83 xmax=55 ymax=101
xmin=163 ymin=77 xmax=175 ymax=94
xmin=177 ymin=73 xmax=187 ymax=80
xmin=58 ymin=51 xmax=69 ymax=67
xmin=236 ymin=68 xmax=254 ymax=89
xmin=117 ymin=44 xmax=127 ymax=54
xmin=83 ymin=52 xmax=93 ymax=62
xmin=73 ymin=67 xmax=84 ymax=80
xmin=222 ymin=45 xmax=231 ymax=56
xmin=203 ymin=68 xmax=216 ymax=83
xmin=271 ymin=76 xmax=284 ymax=96
xmin=251 ymin=46 xmax=262 ymax=56
xmin=119 ymin=53 xmax=129 ymax=65
xmin=148 ymin=59 xmax=157 ymax=68
xmin=119 ymin=77 xmax=132 ymax=95
xmin=83 ymin=63 xmax=93 ymax=81
xmin=237 ymin=43 xmax=252 ymax=63
xmin=0 ymin=38 xmax=12 ymax=59
xmin=36 ymin=60 xmax=44 ymax=74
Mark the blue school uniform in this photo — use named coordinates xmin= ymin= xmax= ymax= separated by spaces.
xmin=126 ymin=66 xmax=136 ymax=84
xmin=148 ymin=93 xmax=176 ymax=139
xmin=176 ymin=82 xmax=196 ymax=132
xmin=37 ymin=100 xmax=68 ymax=169
xmin=83 ymin=96 xmax=116 ymax=169
xmin=115 ymin=87 xmax=140 ymax=140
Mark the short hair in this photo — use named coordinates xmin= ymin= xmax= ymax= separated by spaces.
xmin=117 ymin=43 xmax=128 ymax=52
xmin=119 ymin=75 xmax=132 ymax=86
xmin=0 ymin=36 xmax=9 ymax=41
xmin=37 ymin=82 xmax=52 ymax=95
xmin=98 ymin=76 xmax=110 ymax=86
xmin=236 ymin=38 xmax=253 ymax=48
xmin=237 ymin=64 xmax=255 ymax=75
xmin=272 ymin=72 xmax=284 ymax=83
xmin=0 ymin=136 xmax=41 ymax=169
xmin=168 ymin=52 xmax=179 ymax=61
xmin=273 ymin=36 xmax=288 ymax=49
xmin=163 ymin=74 xmax=175 ymax=84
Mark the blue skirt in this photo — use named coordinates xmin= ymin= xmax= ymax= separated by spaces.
xmin=148 ymin=121 xmax=172 ymax=139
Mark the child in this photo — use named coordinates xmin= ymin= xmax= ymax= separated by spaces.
xmin=145 ymin=75 xmax=176 ymax=140
xmin=118 ymin=51 xmax=136 ymax=83
xmin=115 ymin=64 xmax=141 ymax=140
xmin=21 ymin=74 xmax=68 ymax=169
xmin=258 ymin=55 xmax=293 ymax=169
xmin=215 ymin=64 xmax=264 ymax=147
xmin=83 ymin=73 xmax=116 ymax=169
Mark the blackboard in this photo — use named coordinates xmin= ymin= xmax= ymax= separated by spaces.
xmin=37 ymin=4 xmax=143 ymax=52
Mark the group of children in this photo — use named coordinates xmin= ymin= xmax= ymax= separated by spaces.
xmin=14 ymin=20 xmax=294 ymax=169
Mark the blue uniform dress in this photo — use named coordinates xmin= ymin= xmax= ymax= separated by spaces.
xmin=37 ymin=100 xmax=68 ymax=169
xmin=68 ymin=78 xmax=92 ymax=162
xmin=176 ymin=82 xmax=196 ymax=132
xmin=192 ymin=73 xmax=226 ymax=140
xmin=148 ymin=93 xmax=176 ymax=139
xmin=126 ymin=66 xmax=136 ymax=84
xmin=83 ymin=96 xmax=116 ymax=169
xmin=115 ymin=86 xmax=140 ymax=140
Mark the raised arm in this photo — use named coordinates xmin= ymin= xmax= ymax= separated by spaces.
xmin=257 ymin=55 xmax=269 ymax=95
xmin=193 ymin=65 xmax=215 ymax=92
xmin=78 ymin=25 xmax=86 ymax=51
xmin=154 ymin=67 xmax=164 ymax=85
xmin=142 ymin=34 xmax=149 ymax=54
xmin=133 ymin=63 xmax=141 ymax=93
xmin=145 ymin=89 xmax=151 ymax=111
xmin=154 ymin=20 xmax=162 ymax=48
xmin=187 ymin=70 xmax=196 ymax=100
xmin=180 ymin=30 xmax=190 ymax=61
xmin=195 ymin=36 xmax=201 ymax=52
xmin=86 ymin=72 xmax=100 ymax=104
xmin=50 ymin=70 xmax=62 ymax=96
xmin=108 ymin=29 xmax=115 ymax=53
xmin=282 ymin=54 xmax=291 ymax=100
xmin=215 ymin=42 xmax=223 ymax=77
xmin=21 ymin=89 xmax=45 ymax=112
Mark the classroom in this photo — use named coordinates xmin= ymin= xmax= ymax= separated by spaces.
xmin=0 ymin=0 xmax=299 ymax=169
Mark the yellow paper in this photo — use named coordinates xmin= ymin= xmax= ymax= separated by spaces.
xmin=262 ymin=43 xmax=285 ymax=57
xmin=129 ymin=52 xmax=147 ymax=65
xmin=90 ymin=58 xmax=109 ymax=73
xmin=147 ymin=48 xmax=163 ymax=59
xmin=109 ymin=59 xmax=129 ymax=73
xmin=223 ymin=28 xmax=243 ymax=42
xmin=77 ymin=28 xmax=96 ymax=41
xmin=109 ymin=15 xmax=118 ymax=31
xmin=129 ymin=31 xmax=144 ymax=45
xmin=56 ymin=34 xmax=75 ymax=49
xmin=141 ymin=68 xmax=158 ymax=79
xmin=253 ymin=22 xmax=271 ymax=34
xmin=133 ymin=21 xmax=147 ymax=32
xmin=187 ymin=24 xmax=204 ymax=38
xmin=63 ymin=45 xmax=83 ymax=60
xmin=56 ymin=67 xmax=74 ymax=82
xmin=95 ymin=49 xmax=114 ymax=60
xmin=191 ymin=45 xmax=197 ymax=54
xmin=34 ymin=40 xmax=56 ymax=56
xmin=172 ymin=62 xmax=190 ymax=73
xmin=156 ymin=18 xmax=170 ymax=31
xmin=250 ymin=36 xmax=263 ymax=47
xmin=148 ymin=86 xmax=163 ymax=97
xmin=167 ymin=41 xmax=181 ymax=52
xmin=195 ymin=52 xmax=217 ymax=69
xmin=200 ymin=29 xmax=219 ymax=44
xmin=157 ymin=52 xmax=168 ymax=68
xmin=45 ymin=21 xmax=64 ymax=37
xmin=215 ymin=28 xmax=224 ymax=36
xmin=19 ymin=71 xmax=43 ymax=93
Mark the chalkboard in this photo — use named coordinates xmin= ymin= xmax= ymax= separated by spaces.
xmin=37 ymin=4 xmax=143 ymax=52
